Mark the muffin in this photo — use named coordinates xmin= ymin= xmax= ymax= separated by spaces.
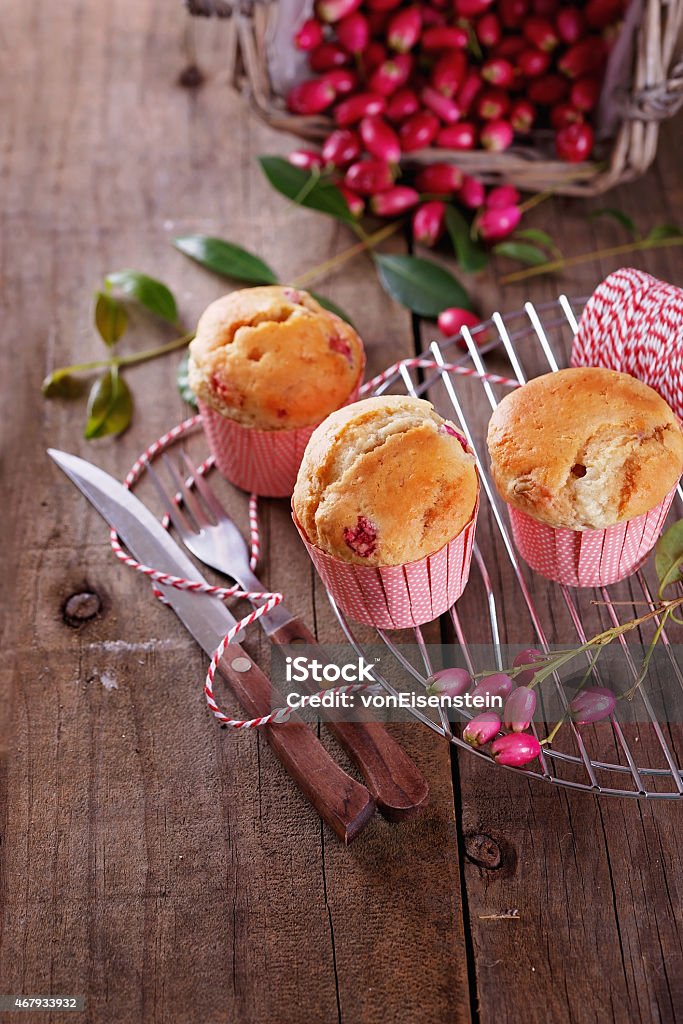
xmin=189 ymin=286 xmax=365 ymax=496
xmin=292 ymin=396 xmax=479 ymax=627
xmin=487 ymin=366 xmax=683 ymax=586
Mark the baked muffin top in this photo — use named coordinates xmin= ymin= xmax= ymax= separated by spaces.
xmin=293 ymin=395 xmax=478 ymax=566
xmin=188 ymin=286 xmax=364 ymax=430
xmin=487 ymin=366 xmax=683 ymax=529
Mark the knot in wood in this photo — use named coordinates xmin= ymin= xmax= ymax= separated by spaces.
xmin=464 ymin=832 xmax=502 ymax=870
xmin=63 ymin=591 xmax=101 ymax=626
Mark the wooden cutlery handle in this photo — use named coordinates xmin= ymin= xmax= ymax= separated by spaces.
xmin=271 ymin=618 xmax=430 ymax=822
xmin=217 ymin=645 xmax=375 ymax=843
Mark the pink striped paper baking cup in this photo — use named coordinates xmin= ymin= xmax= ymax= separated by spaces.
xmin=508 ymin=485 xmax=677 ymax=588
xmin=198 ymin=378 xmax=363 ymax=498
xmin=292 ymin=498 xmax=479 ymax=629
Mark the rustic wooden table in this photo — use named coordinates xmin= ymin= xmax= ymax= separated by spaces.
xmin=4 ymin=2 xmax=683 ymax=1022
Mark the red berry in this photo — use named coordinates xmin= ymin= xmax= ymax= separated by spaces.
xmin=399 ymin=111 xmax=440 ymax=151
xmin=336 ymin=12 xmax=369 ymax=53
xmin=338 ymin=186 xmax=365 ymax=217
xmin=457 ymin=71 xmax=483 ymax=114
xmin=492 ymin=36 xmax=526 ymax=64
xmin=585 ymin=0 xmax=626 ymax=30
xmin=436 ymin=122 xmax=477 ymax=149
xmin=421 ymin=6 xmax=447 ymax=28
xmin=294 ymin=18 xmax=324 ymax=51
xmin=459 ymin=175 xmax=486 ymax=209
xmin=334 ymin=92 xmax=386 ymax=126
xmin=532 ymin=0 xmax=558 ymax=14
xmin=528 ymin=74 xmax=569 ymax=105
xmin=315 ymin=0 xmax=363 ymax=24
xmin=288 ymin=149 xmax=324 ymax=170
xmin=370 ymin=185 xmax=420 ymax=216
xmin=510 ymin=98 xmax=536 ymax=133
xmin=454 ymin=0 xmax=495 ymax=14
xmin=412 ymin=201 xmax=446 ymax=246
xmin=476 ymin=12 xmax=501 ymax=47
xmin=550 ymin=103 xmax=583 ymax=130
xmin=480 ymin=119 xmax=514 ymax=152
xmin=322 ymin=128 xmax=362 ymax=167
xmin=415 ymin=162 xmax=464 ymax=196
xmin=287 ymin=79 xmax=336 ymax=115
xmin=385 ymin=88 xmax=420 ymax=122
xmin=387 ymin=6 xmax=422 ymax=52
xmin=309 ymin=43 xmax=350 ymax=72
xmin=421 ymin=26 xmax=469 ymax=50
xmin=571 ymin=75 xmax=601 ymax=112
xmin=555 ymin=121 xmax=594 ymax=162
xmin=359 ymin=41 xmax=387 ymax=74
xmin=367 ymin=0 xmax=402 ymax=9
xmin=421 ymin=86 xmax=461 ymax=124
xmin=556 ymin=6 xmax=586 ymax=44
xmin=360 ymin=116 xmax=401 ymax=162
xmin=438 ymin=307 xmax=481 ymax=338
xmin=478 ymin=205 xmax=522 ymax=241
xmin=482 ymin=58 xmax=515 ymax=88
xmin=558 ymin=38 xmax=608 ymax=79
xmin=432 ymin=51 xmax=468 ymax=98
xmin=518 ymin=48 xmax=551 ymax=78
xmin=344 ymin=159 xmax=394 ymax=194
xmin=523 ymin=16 xmax=559 ymax=51
xmin=499 ymin=0 xmax=529 ymax=29
xmin=369 ymin=54 xmax=413 ymax=96
xmin=487 ymin=184 xmax=520 ymax=209
xmin=320 ymin=68 xmax=359 ymax=96
xmin=476 ymin=88 xmax=510 ymax=120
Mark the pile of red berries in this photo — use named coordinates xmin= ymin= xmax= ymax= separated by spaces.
xmin=286 ymin=0 xmax=626 ymax=231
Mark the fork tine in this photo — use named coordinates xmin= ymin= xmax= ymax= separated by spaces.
xmin=180 ymin=450 xmax=228 ymax=524
xmin=146 ymin=461 xmax=197 ymax=537
xmin=161 ymin=454 xmax=211 ymax=531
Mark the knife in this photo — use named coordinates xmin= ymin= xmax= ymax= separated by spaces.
xmin=47 ymin=449 xmax=375 ymax=843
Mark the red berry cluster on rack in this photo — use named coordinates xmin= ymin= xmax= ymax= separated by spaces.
xmin=287 ymin=0 xmax=626 ymax=225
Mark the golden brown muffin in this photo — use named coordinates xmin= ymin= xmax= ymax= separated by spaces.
xmin=293 ymin=396 xmax=478 ymax=566
xmin=487 ymin=366 xmax=683 ymax=530
xmin=188 ymin=286 xmax=364 ymax=430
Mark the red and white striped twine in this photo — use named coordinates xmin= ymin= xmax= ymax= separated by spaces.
xmin=109 ymin=356 xmax=518 ymax=731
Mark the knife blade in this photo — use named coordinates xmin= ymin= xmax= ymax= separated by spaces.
xmin=47 ymin=449 xmax=375 ymax=842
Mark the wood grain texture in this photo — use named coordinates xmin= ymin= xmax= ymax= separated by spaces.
xmin=2 ymin=1 xmax=683 ymax=1022
xmin=1 ymin=2 xmax=468 ymax=1022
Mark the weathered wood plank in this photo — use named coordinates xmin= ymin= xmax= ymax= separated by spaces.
xmin=2 ymin=2 xmax=469 ymax=1022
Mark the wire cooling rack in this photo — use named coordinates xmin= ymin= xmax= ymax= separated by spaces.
xmin=329 ymin=296 xmax=683 ymax=799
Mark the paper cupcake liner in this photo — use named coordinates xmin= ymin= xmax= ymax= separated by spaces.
xmin=198 ymin=377 xmax=362 ymax=498
xmin=292 ymin=498 xmax=479 ymax=629
xmin=509 ymin=485 xmax=677 ymax=588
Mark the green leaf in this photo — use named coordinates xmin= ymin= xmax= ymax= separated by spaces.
xmin=493 ymin=241 xmax=548 ymax=266
xmin=655 ymin=519 xmax=683 ymax=595
xmin=177 ymin=352 xmax=198 ymax=409
xmin=259 ymin=156 xmax=356 ymax=224
xmin=173 ymin=235 xmax=278 ymax=284
xmin=513 ymin=228 xmax=561 ymax=256
xmin=374 ymin=254 xmax=472 ymax=317
xmin=105 ymin=270 xmax=179 ymax=324
xmin=588 ymin=208 xmax=638 ymax=239
xmin=646 ymin=223 xmax=683 ymax=242
xmin=84 ymin=368 xmax=133 ymax=439
xmin=94 ymin=291 xmax=128 ymax=347
xmin=310 ymin=291 xmax=356 ymax=327
xmin=444 ymin=206 xmax=488 ymax=273
xmin=42 ymin=371 xmax=88 ymax=399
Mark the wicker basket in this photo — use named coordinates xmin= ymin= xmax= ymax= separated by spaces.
xmin=187 ymin=0 xmax=683 ymax=196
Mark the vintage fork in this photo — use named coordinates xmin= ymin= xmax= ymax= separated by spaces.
xmin=147 ymin=451 xmax=429 ymax=821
